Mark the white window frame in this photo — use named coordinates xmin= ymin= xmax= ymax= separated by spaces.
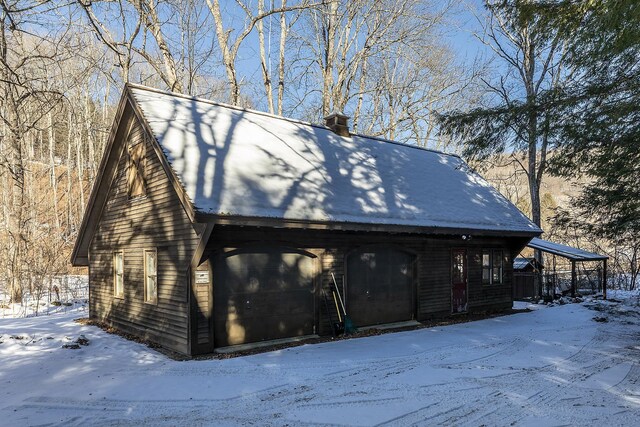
xmin=482 ymin=250 xmax=504 ymax=285
xmin=114 ymin=251 xmax=124 ymax=298
xmin=482 ymin=251 xmax=492 ymax=284
xmin=492 ymin=250 xmax=504 ymax=285
xmin=144 ymin=248 xmax=158 ymax=304
xmin=127 ymin=139 xmax=146 ymax=200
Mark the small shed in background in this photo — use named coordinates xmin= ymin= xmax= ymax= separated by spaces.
xmin=513 ymin=258 xmax=544 ymax=300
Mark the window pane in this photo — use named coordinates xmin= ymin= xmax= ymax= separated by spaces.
xmin=147 ymin=276 xmax=157 ymax=301
xmin=493 ymin=251 xmax=503 ymax=284
xmin=116 ymin=253 xmax=123 ymax=272
xmin=482 ymin=253 xmax=490 ymax=267
xmin=480 ymin=251 xmax=490 ymax=283
xmin=482 ymin=267 xmax=491 ymax=283
xmin=145 ymin=250 xmax=157 ymax=302
xmin=452 ymin=252 xmax=464 ymax=283
xmin=114 ymin=252 xmax=124 ymax=296
xmin=146 ymin=251 xmax=156 ymax=274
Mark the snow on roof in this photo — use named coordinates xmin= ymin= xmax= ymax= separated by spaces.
xmin=513 ymin=258 xmax=533 ymax=270
xmin=129 ymin=85 xmax=541 ymax=234
xmin=527 ymin=238 xmax=608 ymax=261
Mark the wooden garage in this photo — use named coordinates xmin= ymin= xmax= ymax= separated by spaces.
xmin=71 ymin=84 xmax=541 ymax=356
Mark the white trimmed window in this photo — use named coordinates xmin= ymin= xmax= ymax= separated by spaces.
xmin=482 ymin=250 xmax=503 ymax=285
xmin=114 ymin=251 xmax=124 ymax=298
xmin=127 ymin=140 xmax=146 ymax=199
xmin=144 ymin=249 xmax=158 ymax=303
xmin=482 ymin=251 xmax=491 ymax=284
xmin=492 ymin=250 xmax=504 ymax=284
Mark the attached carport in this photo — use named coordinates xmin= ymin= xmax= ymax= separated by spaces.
xmin=527 ymin=238 xmax=609 ymax=299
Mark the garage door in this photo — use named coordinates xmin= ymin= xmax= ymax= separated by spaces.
xmin=213 ymin=247 xmax=316 ymax=347
xmin=346 ymin=247 xmax=415 ymax=327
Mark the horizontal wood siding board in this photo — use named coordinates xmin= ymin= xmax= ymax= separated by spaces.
xmin=89 ymin=114 xmax=200 ymax=356
xmin=93 ymin=314 xmax=188 ymax=352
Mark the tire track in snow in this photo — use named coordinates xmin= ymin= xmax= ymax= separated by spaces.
xmin=434 ymin=336 xmax=527 ymax=369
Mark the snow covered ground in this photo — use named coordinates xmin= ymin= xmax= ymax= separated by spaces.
xmin=1 ymin=291 xmax=639 ymax=427
xmin=0 ymin=275 xmax=88 ymax=319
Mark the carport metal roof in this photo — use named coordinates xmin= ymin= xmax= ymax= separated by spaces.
xmin=527 ymin=238 xmax=608 ymax=262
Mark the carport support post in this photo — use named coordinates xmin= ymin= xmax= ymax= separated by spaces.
xmin=571 ymin=261 xmax=576 ymax=298
xmin=603 ymin=259 xmax=607 ymax=300
xmin=534 ymin=248 xmax=544 ymax=300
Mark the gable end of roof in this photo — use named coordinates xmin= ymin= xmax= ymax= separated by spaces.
xmin=71 ymin=85 xmax=198 ymax=266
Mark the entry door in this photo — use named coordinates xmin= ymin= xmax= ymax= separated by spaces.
xmin=347 ymin=247 xmax=415 ymax=327
xmin=451 ymin=249 xmax=468 ymax=313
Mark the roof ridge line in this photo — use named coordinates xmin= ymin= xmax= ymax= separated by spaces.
xmin=352 ymin=133 xmax=461 ymax=158
xmin=126 ymin=83 xmax=331 ymax=132
xmin=125 ymin=83 xmax=460 ymax=159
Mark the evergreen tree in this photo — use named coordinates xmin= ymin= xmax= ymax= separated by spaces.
xmin=438 ymin=1 xmax=567 ymax=230
xmin=438 ymin=1 xmax=567 ymax=297
xmin=543 ymin=0 xmax=640 ymax=240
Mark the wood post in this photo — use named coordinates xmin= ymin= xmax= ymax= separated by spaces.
xmin=189 ymin=223 xmax=215 ymax=356
xmin=571 ymin=261 xmax=576 ymax=298
xmin=535 ymin=248 xmax=544 ymax=300
xmin=603 ymin=259 xmax=607 ymax=300
xmin=552 ymin=255 xmax=557 ymax=297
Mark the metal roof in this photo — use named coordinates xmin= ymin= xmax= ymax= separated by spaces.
xmin=513 ymin=258 xmax=533 ymax=270
xmin=127 ymin=85 xmax=542 ymax=235
xmin=527 ymin=238 xmax=608 ymax=262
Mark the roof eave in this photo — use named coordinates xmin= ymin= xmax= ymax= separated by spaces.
xmin=71 ymin=89 xmax=131 ymax=267
xmin=527 ymin=238 xmax=608 ymax=262
xmin=195 ymin=212 xmax=542 ymax=238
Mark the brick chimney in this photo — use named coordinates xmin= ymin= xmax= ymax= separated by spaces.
xmin=324 ymin=112 xmax=350 ymax=137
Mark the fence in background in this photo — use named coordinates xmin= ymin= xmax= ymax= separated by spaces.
xmin=0 ymin=275 xmax=89 ymax=318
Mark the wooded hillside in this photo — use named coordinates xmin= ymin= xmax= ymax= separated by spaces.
xmin=2 ymin=0 xmax=638 ymax=303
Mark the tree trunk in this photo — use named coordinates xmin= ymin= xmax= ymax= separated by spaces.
xmin=321 ymin=1 xmax=339 ymax=115
xmin=277 ymin=1 xmax=287 ymax=116
xmin=206 ymin=0 xmax=241 ymax=105
xmin=133 ymin=0 xmax=183 ymax=92
xmin=48 ymin=112 xmax=60 ymax=229
xmin=257 ymin=0 xmax=275 ymax=114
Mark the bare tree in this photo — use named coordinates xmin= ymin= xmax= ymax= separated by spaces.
xmin=205 ymin=0 xmax=316 ymax=106
xmin=0 ymin=0 xmax=68 ymax=302
xmin=130 ymin=0 xmax=183 ymax=91
xmin=78 ymin=0 xmax=142 ymax=84
xmin=288 ymin=0 xmax=470 ymax=149
xmin=173 ymin=0 xmax=218 ymax=96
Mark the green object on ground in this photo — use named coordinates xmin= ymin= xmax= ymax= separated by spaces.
xmin=331 ymin=272 xmax=357 ymax=335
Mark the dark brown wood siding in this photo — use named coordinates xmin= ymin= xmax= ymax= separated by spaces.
xmin=88 ymin=112 xmax=200 ymax=355
xmin=467 ymin=248 xmax=513 ymax=312
xmin=205 ymin=226 xmax=517 ymax=342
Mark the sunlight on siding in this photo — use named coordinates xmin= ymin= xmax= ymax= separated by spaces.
xmin=225 ymin=312 xmax=246 ymax=345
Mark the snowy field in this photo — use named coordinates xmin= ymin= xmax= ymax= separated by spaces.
xmin=1 ymin=292 xmax=639 ymax=426
xmin=0 ymin=275 xmax=88 ymax=319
